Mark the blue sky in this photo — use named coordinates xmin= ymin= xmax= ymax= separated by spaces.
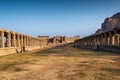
xmin=0 ymin=0 xmax=120 ymax=38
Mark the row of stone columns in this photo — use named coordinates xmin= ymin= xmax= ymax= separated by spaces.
xmin=0 ymin=29 xmax=40 ymax=48
xmin=75 ymin=29 xmax=120 ymax=46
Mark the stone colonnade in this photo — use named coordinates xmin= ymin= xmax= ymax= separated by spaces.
xmin=75 ymin=28 xmax=120 ymax=47
xmin=0 ymin=28 xmax=40 ymax=48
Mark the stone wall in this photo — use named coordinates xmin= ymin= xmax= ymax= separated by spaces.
xmin=0 ymin=28 xmax=80 ymax=56
xmin=75 ymin=27 xmax=120 ymax=53
xmin=0 ymin=28 xmax=42 ymax=56
xmin=0 ymin=47 xmax=21 ymax=56
xmin=52 ymin=36 xmax=80 ymax=44
xmin=38 ymin=36 xmax=49 ymax=48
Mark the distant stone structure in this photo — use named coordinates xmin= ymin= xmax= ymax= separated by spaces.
xmin=38 ymin=36 xmax=80 ymax=47
xmin=52 ymin=36 xmax=80 ymax=44
xmin=38 ymin=36 xmax=49 ymax=48
xmin=63 ymin=36 xmax=80 ymax=43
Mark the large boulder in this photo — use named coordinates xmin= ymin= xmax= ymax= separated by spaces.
xmin=101 ymin=12 xmax=120 ymax=31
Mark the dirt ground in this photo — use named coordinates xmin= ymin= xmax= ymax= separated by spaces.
xmin=0 ymin=46 xmax=120 ymax=80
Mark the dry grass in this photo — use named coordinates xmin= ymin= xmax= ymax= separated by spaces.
xmin=0 ymin=46 xmax=120 ymax=80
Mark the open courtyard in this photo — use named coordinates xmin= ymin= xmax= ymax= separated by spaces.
xmin=0 ymin=46 xmax=120 ymax=80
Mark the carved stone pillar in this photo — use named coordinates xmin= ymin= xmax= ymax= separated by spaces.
xmin=13 ymin=33 xmax=16 ymax=47
xmin=104 ymin=33 xmax=107 ymax=45
xmin=114 ymin=35 xmax=118 ymax=46
xmin=26 ymin=36 xmax=29 ymax=46
xmin=107 ymin=36 xmax=110 ymax=46
xmin=111 ymin=35 xmax=115 ymax=45
xmin=23 ymin=36 xmax=26 ymax=47
xmin=1 ymin=31 xmax=4 ymax=48
xmin=117 ymin=35 xmax=120 ymax=46
xmin=27 ymin=37 xmax=29 ymax=46
xmin=31 ymin=38 xmax=33 ymax=46
xmin=21 ymin=35 xmax=23 ymax=47
xmin=29 ymin=37 xmax=31 ymax=46
xmin=17 ymin=34 xmax=20 ymax=47
xmin=7 ymin=32 xmax=11 ymax=47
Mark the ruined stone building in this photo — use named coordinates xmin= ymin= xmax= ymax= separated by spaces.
xmin=75 ymin=12 xmax=120 ymax=53
xmin=52 ymin=36 xmax=80 ymax=44
xmin=0 ymin=28 xmax=41 ymax=56
xmin=0 ymin=28 xmax=79 ymax=56
xmin=38 ymin=36 xmax=49 ymax=48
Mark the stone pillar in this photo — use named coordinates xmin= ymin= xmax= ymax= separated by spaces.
xmin=31 ymin=38 xmax=32 ymax=46
xmin=108 ymin=32 xmax=112 ymax=45
xmin=32 ymin=39 xmax=33 ymax=46
xmin=97 ymin=35 xmax=100 ymax=45
xmin=27 ymin=37 xmax=29 ymax=46
xmin=25 ymin=36 xmax=27 ymax=46
xmin=114 ymin=35 xmax=118 ymax=46
xmin=27 ymin=36 xmax=29 ymax=46
xmin=102 ymin=34 xmax=105 ymax=45
xmin=17 ymin=34 xmax=20 ymax=47
xmin=101 ymin=34 xmax=104 ymax=45
xmin=28 ymin=36 xmax=30 ymax=46
xmin=1 ymin=31 xmax=4 ymax=48
xmin=99 ymin=35 xmax=102 ymax=45
xmin=96 ymin=36 xmax=99 ymax=45
xmin=107 ymin=36 xmax=110 ymax=46
xmin=111 ymin=35 xmax=115 ymax=45
xmin=35 ymin=40 xmax=36 ymax=46
xmin=94 ymin=37 xmax=96 ymax=45
xmin=33 ymin=39 xmax=35 ymax=46
xmin=7 ymin=32 xmax=11 ymax=47
xmin=104 ymin=33 xmax=107 ymax=45
xmin=93 ymin=37 xmax=96 ymax=45
xmin=21 ymin=35 xmax=23 ymax=47
xmin=117 ymin=35 xmax=120 ymax=46
xmin=23 ymin=36 xmax=26 ymax=47
xmin=13 ymin=33 xmax=16 ymax=47
xmin=111 ymin=31 xmax=115 ymax=46
xmin=29 ymin=37 xmax=32 ymax=46
xmin=26 ymin=36 xmax=28 ymax=46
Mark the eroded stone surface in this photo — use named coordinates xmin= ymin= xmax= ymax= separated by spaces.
xmin=101 ymin=12 xmax=120 ymax=31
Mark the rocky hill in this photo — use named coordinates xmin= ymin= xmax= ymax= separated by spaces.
xmin=101 ymin=12 xmax=120 ymax=31
xmin=95 ymin=12 xmax=120 ymax=34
